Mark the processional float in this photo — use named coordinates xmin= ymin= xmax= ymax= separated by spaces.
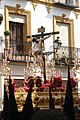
xmin=3 ymin=26 xmax=79 ymax=111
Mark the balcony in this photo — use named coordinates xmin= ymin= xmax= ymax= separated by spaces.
xmin=4 ymin=46 xmax=80 ymax=67
xmin=6 ymin=50 xmax=33 ymax=63
xmin=54 ymin=46 xmax=80 ymax=66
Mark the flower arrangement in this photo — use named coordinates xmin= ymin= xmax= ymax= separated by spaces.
xmin=70 ymin=77 xmax=77 ymax=88
xmin=52 ymin=76 xmax=62 ymax=87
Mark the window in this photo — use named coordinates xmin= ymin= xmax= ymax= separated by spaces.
xmin=56 ymin=22 xmax=70 ymax=47
xmin=9 ymin=21 xmax=23 ymax=52
xmin=58 ymin=0 xmax=79 ymax=6
xmin=4 ymin=5 xmax=31 ymax=54
xmin=66 ymin=0 xmax=76 ymax=5
xmin=53 ymin=15 xmax=74 ymax=64
xmin=53 ymin=15 xmax=74 ymax=48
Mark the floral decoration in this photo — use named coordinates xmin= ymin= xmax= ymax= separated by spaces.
xmin=70 ymin=77 xmax=77 ymax=88
xmin=52 ymin=76 xmax=62 ymax=87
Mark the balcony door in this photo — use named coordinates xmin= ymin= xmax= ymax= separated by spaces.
xmin=53 ymin=15 xmax=74 ymax=64
xmin=9 ymin=21 xmax=23 ymax=53
xmin=53 ymin=15 xmax=74 ymax=47
xmin=4 ymin=6 xmax=31 ymax=54
xmin=56 ymin=22 xmax=70 ymax=47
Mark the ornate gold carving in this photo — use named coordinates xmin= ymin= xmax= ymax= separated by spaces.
xmin=62 ymin=13 xmax=66 ymax=18
xmin=32 ymin=2 xmax=38 ymax=10
xmin=61 ymin=13 xmax=68 ymax=22
xmin=32 ymin=91 xmax=40 ymax=107
xmin=13 ymin=87 xmax=79 ymax=111
xmin=15 ymin=4 xmax=21 ymax=13
xmin=74 ymin=12 xmax=79 ymax=19
xmin=16 ymin=4 xmax=21 ymax=9
xmin=46 ymin=5 xmax=51 ymax=14
xmin=15 ymin=87 xmax=27 ymax=111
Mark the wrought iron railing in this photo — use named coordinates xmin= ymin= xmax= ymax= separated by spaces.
xmin=53 ymin=46 xmax=80 ymax=66
xmin=4 ymin=46 xmax=80 ymax=66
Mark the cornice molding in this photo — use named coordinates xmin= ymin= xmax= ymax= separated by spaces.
xmin=74 ymin=11 xmax=79 ymax=19
xmin=32 ymin=2 xmax=38 ymax=10
xmin=46 ymin=5 xmax=52 ymax=14
xmin=26 ymin=0 xmax=53 ymax=12
xmin=26 ymin=0 xmax=80 ymax=13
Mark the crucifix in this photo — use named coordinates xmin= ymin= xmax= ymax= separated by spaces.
xmin=27 ymin=26 xmax=59 ymax=83
xmin=38 ymin=26 xmax=46 ymax=84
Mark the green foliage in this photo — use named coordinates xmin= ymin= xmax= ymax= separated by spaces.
xmin=4 ymin=30 xmax=11 ymax=36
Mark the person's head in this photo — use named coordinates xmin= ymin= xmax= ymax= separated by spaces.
xmin=31 ymin=109 xmax=69 ymax=120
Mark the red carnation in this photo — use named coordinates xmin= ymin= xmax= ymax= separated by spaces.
xmin=53 ymin=76 xmax=62 ymax=87
xmin=70 ymin=77 xmax=77 ymax=88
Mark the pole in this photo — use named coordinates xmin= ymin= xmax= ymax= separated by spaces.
xmin=39 ymin=26 xmax=46 ymax=84
xmin=43 ymin=52 xmax=46 ymax=83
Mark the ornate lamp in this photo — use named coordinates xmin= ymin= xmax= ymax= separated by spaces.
xmin=53 ymin=37 xmax=62 ymax=50
xmin=53 ymin=36 xmax=62 ymax=65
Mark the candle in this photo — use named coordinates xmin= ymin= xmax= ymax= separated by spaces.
xmin=24 ymin=68 xmax=27 ymax=80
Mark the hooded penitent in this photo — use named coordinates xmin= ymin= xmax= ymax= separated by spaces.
xmin=2 ymin=85 xmax=9 ymax=120
xmin=49 ymin=86 xmax=55 ymax=109
xmin=21 ymin=86 xmax=34 ymax=120
xmin=8 ymin=75 xmax=19 ymax=120
xmin=63 ymin=66 xmax=75 ymax=120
